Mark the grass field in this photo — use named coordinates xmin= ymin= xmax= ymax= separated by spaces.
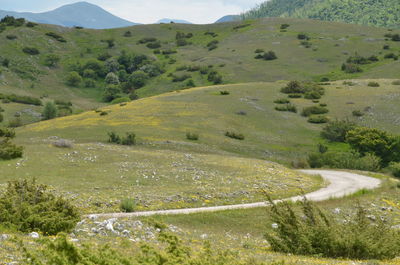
xmin=0 ymin=18 xmax=399 ymax=126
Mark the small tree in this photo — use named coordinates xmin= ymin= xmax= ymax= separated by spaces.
xmin=128 ymin=71 xmax=148 ymax=89
xmin=105 ymin=72 xmax=120 ymax=85
xmin=103 ymin=85 xmax=121 ymax=102
xmin=66 ymin=71 xmax=82 ymax=87
xmin=42 ymin=102 xmax=58 ymax=120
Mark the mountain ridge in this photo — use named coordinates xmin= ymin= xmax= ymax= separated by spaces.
xmin=0 ymin=1 xmax=138 ymax=29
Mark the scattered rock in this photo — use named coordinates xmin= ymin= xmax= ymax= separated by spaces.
xmin=29 ymin=232 xmax=39 ymax=239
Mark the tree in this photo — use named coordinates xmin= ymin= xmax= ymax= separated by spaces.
xmin=128 ymin=71 xmax=148 ymax=89
xmin=346 ymin=127 xmax=399 ymax=165
xmin=103 ymin=85 xmax=121 ymax=102
xmin=42 ymin=102 xmax=58 ymax=120
xmin=321 ymin=120 xmax=356 ymax=142
xmin=105 ymin=72 xmax=120 ymax=85
xmin=66 ymin=71 xmax=82 ymax=87
xmin=43 ymin=54 xmax=60 ymax=67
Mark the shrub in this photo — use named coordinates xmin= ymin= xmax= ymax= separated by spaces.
xmin=26 ymin=22 xmax=37 ymax=27
xmin=263 ymin=51 xmax=277 ymax=60
xmin=110 ymin=97 xmax=130 ymax=104
xmin=384 ymin=53 xmax=398 ymax=60
xmin=128 ymin=71 xmax=148 ymax=89
xmin=288 ymin=93 xmax=302 ymax=98
xmin=1 ymin=94 xmax=42 ymax=106
xmin=391 ymin=34 xmax=400 ymax=41
xmin=6 ymin=34 xmax=17 ymax=40
xmin=274 ymin=98 xmax=290 ymax=104
xmin=255 ymin=49 xmax=264 ymax=53
xmin=53 ymin=139 xmax=73 ymax=148
xmin=389 ymin=162 xmax=400 ymax=178
xmin=280 ymin=24 xmax=290 ymax=30
xmin=275 ymin=104 xmax=297 ymax=113
xmin=383 ymin=44 xmax=390 ymax=49
xmin=301 ymin=106 xmax=329 ymax=117
xmin=220 ymin=91 xmax=230 ymax=95
xmin=392 ymin=80 xmax=400 ymax=85
xmin=225 ymin=131 xmax=244 ymax=140
xmin=66 ymin=71 xmax=82 ymax=87
xmin=45 ymin=32 xmax=67 ymax=43
xmin=281 ymin=81 xmax=324 ymax=96
xmin=121 ymin=133 xmax=136 ymax=146
xmin=208 ymin=71 xmax=222 ymax=84
xmin=308 ymin=115 xmax=329 ymax=124
xmin=0 ymin=179 xmax=80 ymax=235
xmin=105 ymin=72 xmax=120 ymax=85
xmin=108 ymin=132 xmax=121 ymax=144
xmin=22 ymin=47 xmax=40 ymax=55
xmin=346 ymin=127 xmax=400 ymax=166
xmin=368 ymin=81 xmax=380 ymax=87
xmin=0 ymin=113 xmax=3 ymax=123
xmin=265 ymin=197 xmax=400 ymax=260
xmin=103 ymin=85 xmax=121 ymax=102
xmin=120 ymin=198 xmax=136 ymax=212
xmin=146 ymin=41 xmax=161 ymax=49
xmin=43 ymin=54 xmax=60 ymax=67
xmin=308 ymin=151 xmax=381 ymax=171
xmin=341 ymin=63 xmax=362 ymax=73
xmin=137 ymin=37 xmax=157 ymax=44
xmin=352 ymin=110 xmax=364 ymax=117
xmin=42 ymin=102 xmax=58 ymax=120
xmin=304 ymin=90 xmax=321 ymax=99
xmin=297 ymin=33 xmax=309 ymax=40
xmin=123 ymin=31 xmax=132 ymax=37
xmin=186 ymin=132 xmax=199 ymax=141
xmin=321 ymin=120 xmax=356 ymax=142
xmin=0 ymin=139 xmax=23 ymax=160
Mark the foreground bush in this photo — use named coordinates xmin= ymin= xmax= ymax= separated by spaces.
xmin=0 ymin=140 xmax=23 ymax=160
xmin=265 ymin=197 xmax=400 ymax=260
xmin=22 ymin=232 xmax=259 ymax=265
xmin=120 ymin=198 xmax=136 ymax=212
xmin=0 ymin=179 xmax=80 ymax=235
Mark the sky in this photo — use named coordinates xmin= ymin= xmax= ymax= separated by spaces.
xmin=0 ymin=0 xmax=266 ymax=24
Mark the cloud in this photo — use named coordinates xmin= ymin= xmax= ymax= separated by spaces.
xmin=0 ymin=0 xmax=266 ymax=24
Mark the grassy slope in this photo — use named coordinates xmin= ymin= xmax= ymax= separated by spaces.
xmin=1 ymin=79 xmax=399 ymax=213
xmin=0 ymin=18 xmax=399 ymax=126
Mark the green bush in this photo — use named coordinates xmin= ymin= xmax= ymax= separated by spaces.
xmin=297 ymin=33 xmax=309 ymax=40
xmin=308 ymin=151 xmax=381 ymax=171
xmin=42 ymin=102 xmax=58 ymax=120
xmin=389 ymin=162 xmax=400 ymax=178
xmin=288 ymin=93 xmax=302 ymax=98
xmin=352 ymin=110 xmax=364 ymax=117
xmin=146 ymin=41 xmax=161 ymax=49
xmin=341 ymin=63 xmax=362 ymax=73
xmin=66 ymin=71 xmax=82 ymax=87
xmin=368 ymin=81 xmax=380 ymax=87
xmin=0 ymin=139 xmax=23 ymax=160
xmin=120 ymin=198 xmax=136 ymax=212
xmin=111 ymin=97 xmax=130 ymax=104
xmin=220 ymin=91 xmax=230 ymax=95
xmin=308 ymin=115 xmax=329 ymax=124
xmin=43 ymin=54 xmax=61 ymax=67
xmin=22 ymin=47 xmax=40 ymax=55
xmin=346 ymin=127 xmax=400 ymax=166
xmin=392 ymin=80 xmax=400 ymax=85
xmin=186 ymin=132 xmax=199 ymax=141
xmin=121 ymin=133 xmax=136 ymax=146
xmin=321 ymin=120 xmax=356 ymax=142
xmin=6 ymin=34 xmax=17 ymax=40
xmin=280 ymin=24 xmax=290 ymax=29
xmin=275 ymin=104 xmax=297 ymax=113
xmin=384 ymin=53 xmax=399 ymax=60
xmin=281 ymin=81 xmax=324 ymax=96
xmin=0 ymin=94 xmax=42 ymax=106
xmin=301 ymin=106 xmax=329 ymax=117
xmin=208 ymin=71 xmax=223 ymax=84
xmin=108 ymin=132 xmax=121 ymax=144
xmin=274 ymin=98 xmax=290 ymax=104
xmin=265 ymin=197 xmax=400 ymax=260
xmin=262 ymin=51 xmax=278 ymax=60
xmin=137 ymin=37 xmax=157 ymax=44
xmin=0 ymin=179 xmax=80 ymax=235
xmin=45 ymin=32 xmax=67 ymax=43
xmin=225 ymin=131 xmax=245 ymax=140
xmin=22 ymin=232 xmax=254 ymax=265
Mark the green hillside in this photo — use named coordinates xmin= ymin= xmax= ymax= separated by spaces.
xmin=0 ymin=16 xmax=399 ymax=127
xmin=243 ymin=0 xmax=400 ymax=28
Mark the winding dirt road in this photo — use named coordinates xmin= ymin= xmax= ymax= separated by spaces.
xmin=87 ymin=170 xmax=381 ymax=219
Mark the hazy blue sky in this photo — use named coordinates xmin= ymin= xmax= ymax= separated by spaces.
xmin=0 ymin=0 xmax=266 ymax=24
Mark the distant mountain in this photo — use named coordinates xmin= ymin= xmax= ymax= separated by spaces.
xmin=215 ymin=15 xmax=241 ymax=23
xmin=157 ymin=18 xmax=192 ymax=24
xmin=0 ymin=2 xmax=138 ymax=29
xmin=242 ymin=0 xmax=400 ymax=28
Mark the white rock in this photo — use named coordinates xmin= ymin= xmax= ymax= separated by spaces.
xmin=333 ymin=208 xmax=341 ymax=214
xmin=29 ymin=232 xmax=39 ymax=239
xmin=271 ymin=223 xmax=279 ymax=229
xmin=0 ymin=234 xmax=9 ymax=240
xmin=200 ymin=234 xmax=208 ymax=239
